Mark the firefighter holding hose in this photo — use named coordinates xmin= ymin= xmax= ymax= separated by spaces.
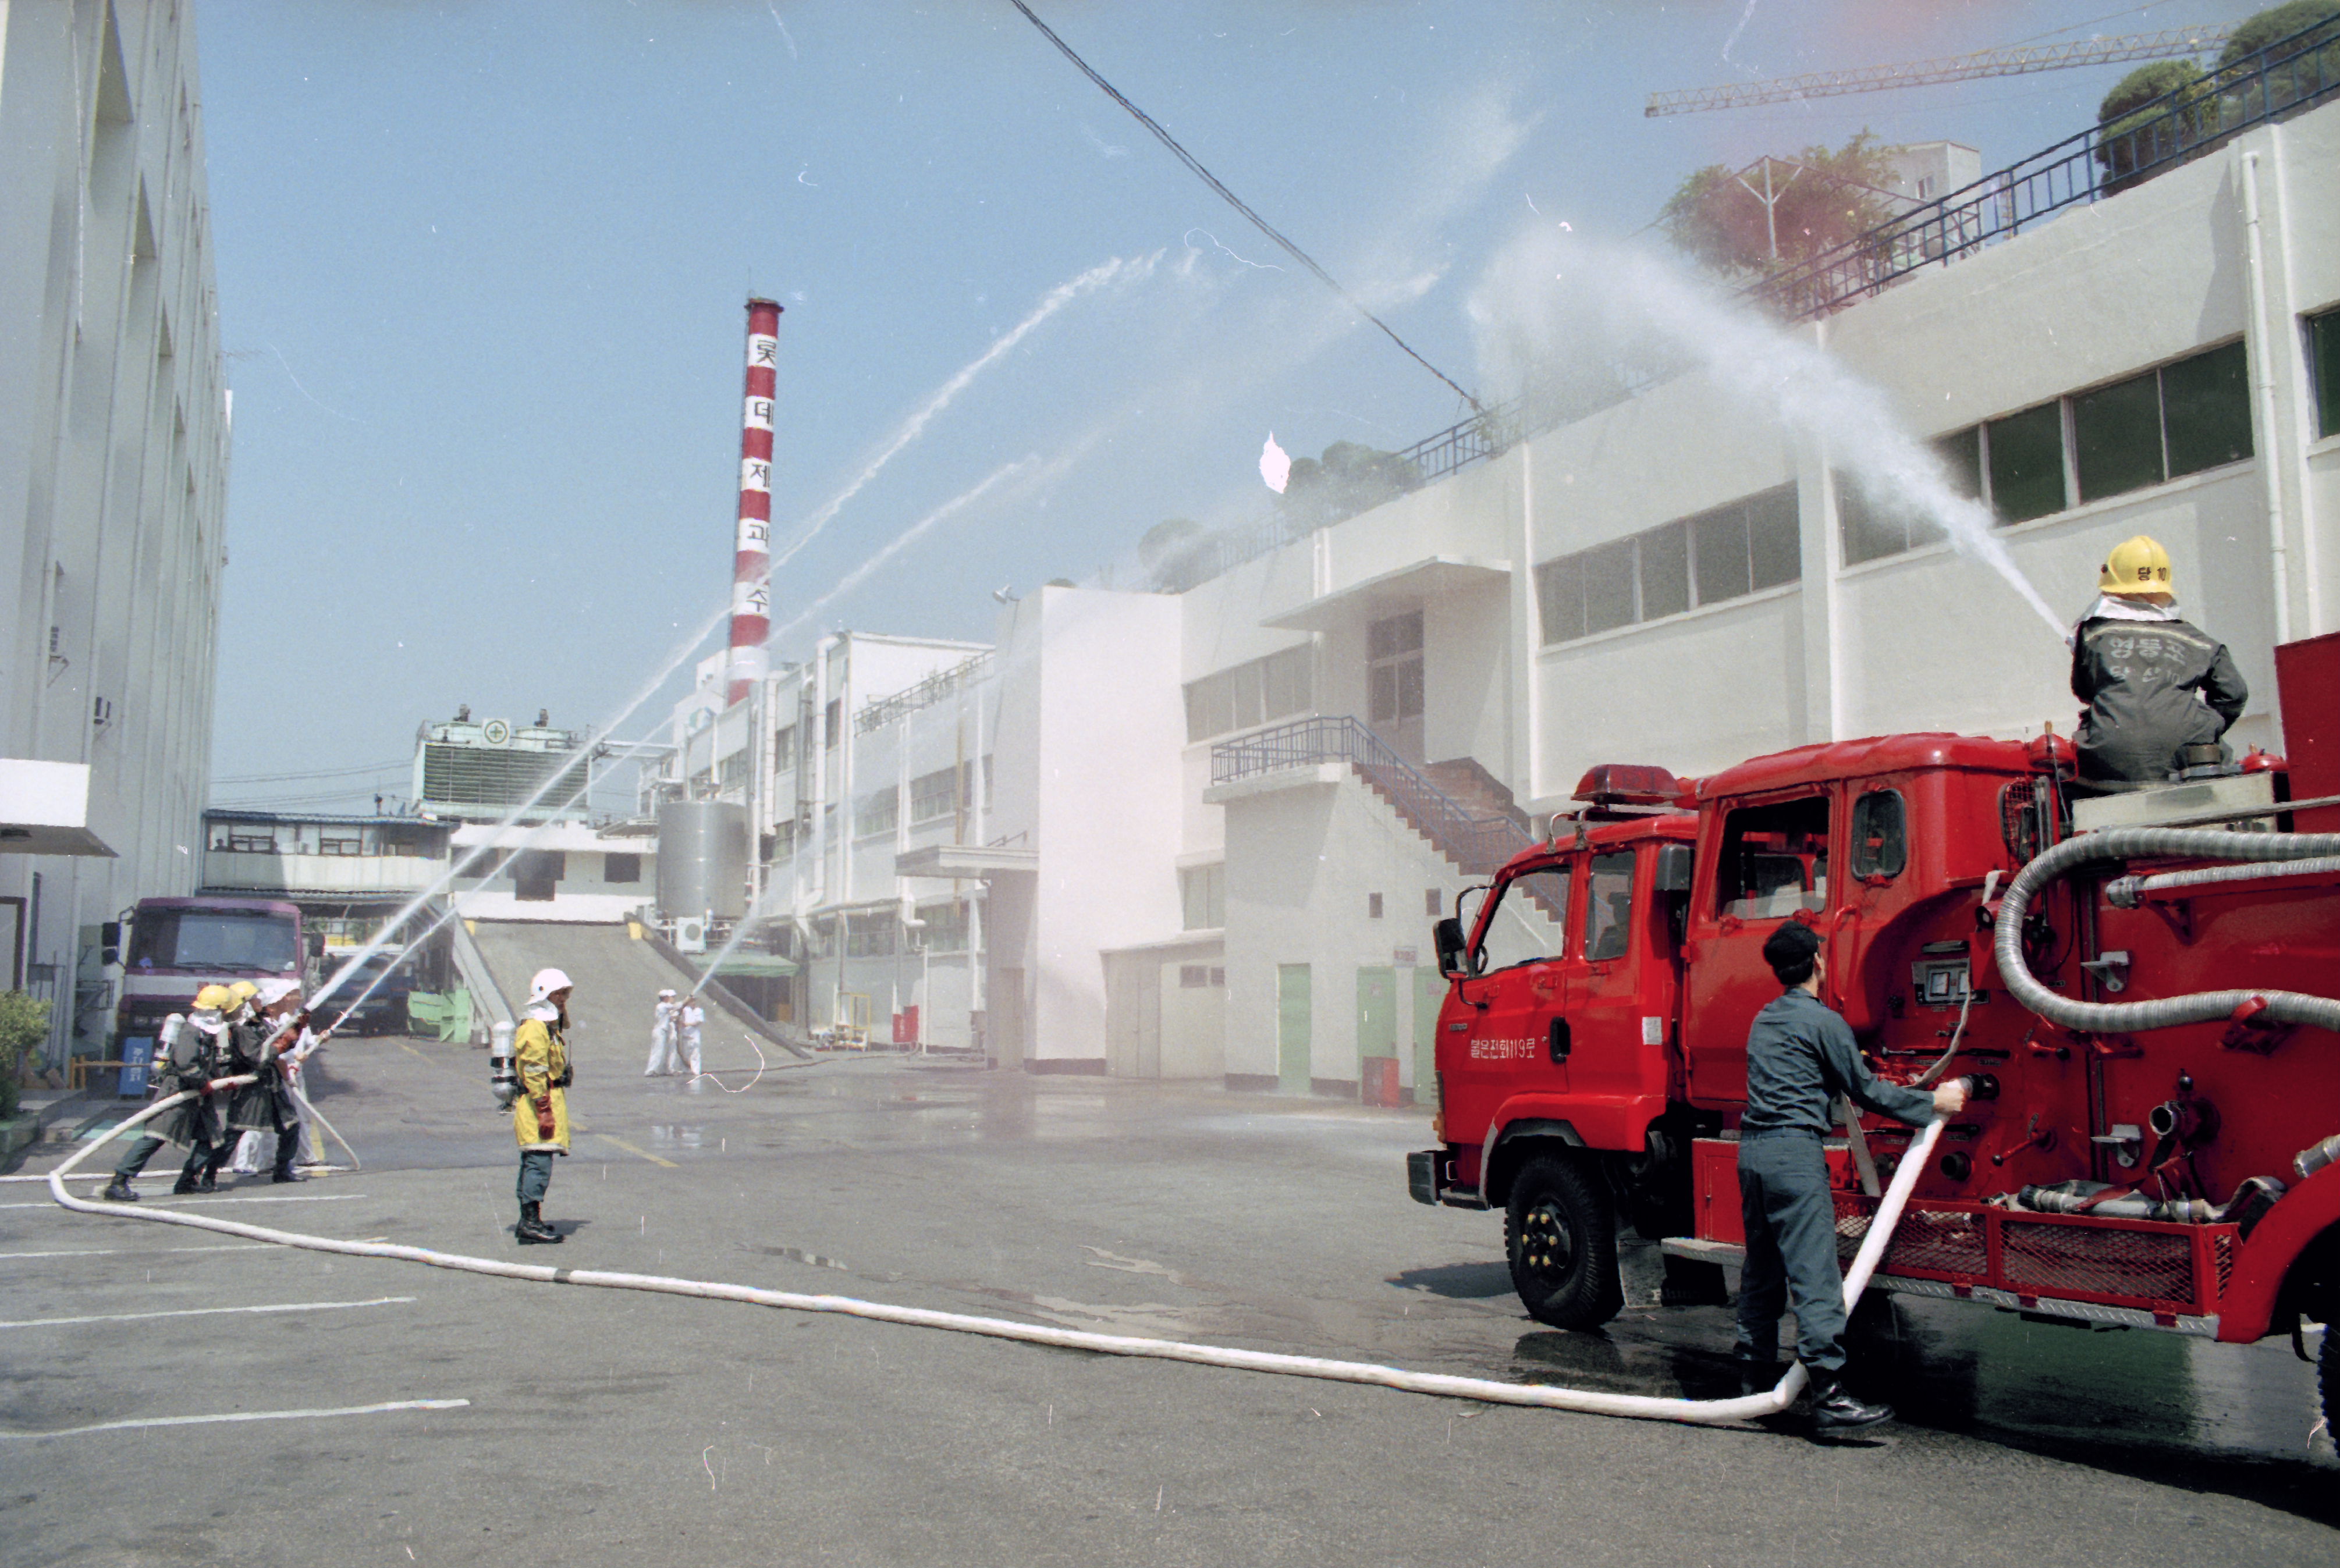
xmin=2070 ymin=535 xmax=2247 ymax=785
xmin=101 ymin=985 xmax=235 ymax=1200
xmin=512 ymin=968 xmax=575 ymax=1245
xmin=1735 ymin=922 xmax=1965 ymax=1432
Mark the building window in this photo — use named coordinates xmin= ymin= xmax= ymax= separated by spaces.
xmin=812 ymin=915 xmax=839 ymax=959
xmin=317 ymin=834 xmax=363 ymax=856
xmin=1368 ymin=892 xmax=1384 ymax=919
xmin=603 ymin=852 xmax=641 ymax=884
xmin=854 ymin=787 xmax=899 ymax=838
xmin=1837 ymin=431 xmax=1969 ymax=566
xmin=909 ymin=766 xmax=968 ymax=826
xmin=1986 ymin=401 xmax=2067 ymax=524
xmin=226 ymin=831 xmax=277 ymax=854
xmin=772 ymin=724 xmax=796 ymax=774
xmin=1366 ymin=611 xmax=1424 ymax=730
xmin=2072 ymin=340 xmax=2253 ymax=503
xmin=845 ymin=909 xmax=897 ymax=957
xmin=2311 ymin=307 xmax=2340 ymax=440
xmin=512 ymin=850 xmax=564 ymax=903
xmin=824 ymin=699 xmax=841 ymax=750
xmin=915 ymin=899 xmax=970 ymax=952
xmin=1537 ymin=484 xmax=1799 ymax=646
xmin=1183 ymin=645 xmax=1312 ymax=742
xmin=1180 ymin=864 xmax=1225 ymax=931
xmin=718 ymin=751 xmax=749 ymax=789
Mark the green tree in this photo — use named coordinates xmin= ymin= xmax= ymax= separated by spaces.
xmin=2215 ymin=1 xmax=2340 ymax=68
xmin=2212 ymin=2 xmax=2340 ymax=109
xmin=1280 ymin=440 xmax=1421 ymax=530
xmin=2096 ymin=59 xmax=2210 ymax=193
xmin=1657 ymin=133 xmax=1902 ymax=280
xmin=0 ymin=990 xmax=52 ymax=1118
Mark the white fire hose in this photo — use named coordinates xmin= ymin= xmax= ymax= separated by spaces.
xmin=40 ymin=1080 xmax=1943 ymax=1425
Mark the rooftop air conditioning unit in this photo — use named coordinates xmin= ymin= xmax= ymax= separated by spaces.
xmin=673 ymin=916 xmax=708 ymax=954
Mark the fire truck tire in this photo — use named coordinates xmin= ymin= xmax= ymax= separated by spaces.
xmin=1505 ymin=1155 xmax=1624 ymax=1331
xmin=2321 ymin=1323 xmax=2337 ymax=1439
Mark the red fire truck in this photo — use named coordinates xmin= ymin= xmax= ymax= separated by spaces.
xmin=1409 ymin=634 xmax=2340 ymax=1426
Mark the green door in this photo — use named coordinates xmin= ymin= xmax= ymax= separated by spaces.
xmin=1413 ymin=966 xmax=1447 ymax=1110
xmin=1277 ymin=963 xmax=1312 ymax=1093
xmin=1357 ymin=966 xmax=1397 ymax=1060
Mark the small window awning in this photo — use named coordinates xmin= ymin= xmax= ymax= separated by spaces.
xmin=1262 ymin=556 xmax=1511 ymax=635
xmin=0 ymin=759 xmax=116 ymax=858
xmin=894 ymin=844 xmax=1038 ymax=879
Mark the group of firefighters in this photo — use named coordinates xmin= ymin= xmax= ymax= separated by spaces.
xmin=99 ymin=977 xmax=320 ymax=1201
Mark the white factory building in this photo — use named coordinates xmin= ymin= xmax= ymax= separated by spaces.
xmin=647 ymin=80 xmax=2340 ymax=1100
xmin=0 ymin=1 xmax=229 ymax=1067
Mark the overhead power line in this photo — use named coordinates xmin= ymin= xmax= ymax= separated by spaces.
xmin=1006 ymin=0 xmax=1483 ymax=414
xmin=1645 ymin=27 xmax=2231 ymax=116
xmin=212 ymin=758 xmax=410 ymax=785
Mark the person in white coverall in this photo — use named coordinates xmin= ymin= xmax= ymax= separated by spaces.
xmin=644 ymin=989 xmax=680 ymax=1076
xmin=676 ymin=995 xmax=704 ymax=1078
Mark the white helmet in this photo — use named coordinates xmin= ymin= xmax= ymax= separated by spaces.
xmin=658 ymin=988 xmax=676 ymax=999
xmin=527 ymin=968 xmax=574 ymax=1007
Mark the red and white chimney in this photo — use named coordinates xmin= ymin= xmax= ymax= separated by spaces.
xmin=726 ymin=297 xmax=783 ymax=706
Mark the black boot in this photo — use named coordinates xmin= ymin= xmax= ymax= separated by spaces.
xmin=172 ymin=1170 xmax=201 ymax=1195
xmin=1733 ymin=1346 xmax=1781 ymax=1397
xmin=102 ymin=1178 xmax=139 ymax=1203
xmin=1812 ymin=1379 xmax=1895 ymax=1432
xmin=272 ymin=1153 xmax=305 ymax=1184
xmin=516 ymin=1201 xmax=562 ymax=1245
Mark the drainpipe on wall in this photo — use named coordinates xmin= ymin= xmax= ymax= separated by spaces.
xmin=2239 ymin=148 xmax=2293 ymax=649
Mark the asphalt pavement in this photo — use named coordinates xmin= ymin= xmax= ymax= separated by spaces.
xmin=2 ymin=1027 xmax=2334 ymax=1567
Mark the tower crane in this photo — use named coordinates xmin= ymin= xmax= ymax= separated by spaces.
xmin=1645 ymin=27 xmax=2231 ymax=116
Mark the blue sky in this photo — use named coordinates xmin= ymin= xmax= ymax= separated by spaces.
xmin=196 ymin=0 xmax=2268 ymax=810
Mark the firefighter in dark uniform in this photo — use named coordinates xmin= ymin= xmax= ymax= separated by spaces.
xmin=2071 ymin=535 xmax=2247 ymax=785
xmin=1735 ymin=922 xmax=1965 ymax=1431
xmin=101 ymin=985 xmax=234 ymax=1200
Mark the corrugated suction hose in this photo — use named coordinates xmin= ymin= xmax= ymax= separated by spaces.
xmin=1994 ymin=826 xmax=2340 ymax=1034
xmin=43 ymin=1078 xmax=1941 ymax=1425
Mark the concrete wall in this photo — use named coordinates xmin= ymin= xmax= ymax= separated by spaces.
xmin=0 ymin=1 xmax=228 ymax=1061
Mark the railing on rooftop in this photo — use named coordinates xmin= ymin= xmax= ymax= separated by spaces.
xmin=855 ymin=650 xmax=993 ymax=734
xmin=1211 ymin=716 xmax=1535 ymax=876
xmin=1753 ymin=15 xmax=2340 ymax=322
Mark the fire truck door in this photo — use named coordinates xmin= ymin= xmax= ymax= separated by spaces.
xmin=1562 ymin=849 xmax=1653 ymax=1107
xmin=1455 ymin=865 xmax=1575 ymax=1101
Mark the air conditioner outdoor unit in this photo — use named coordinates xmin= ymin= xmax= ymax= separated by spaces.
xmin=673 ymin=916 xmax=708 ymax=954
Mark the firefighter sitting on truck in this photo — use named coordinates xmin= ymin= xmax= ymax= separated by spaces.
xmin=2070 ymin=535 xmax=2247 ymax=786
xmin=1735 ymin=922 xmax=1965 ymax=1432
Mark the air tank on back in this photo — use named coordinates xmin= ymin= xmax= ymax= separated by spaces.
xmin=656 ymin=801 xmax=750 ymax=920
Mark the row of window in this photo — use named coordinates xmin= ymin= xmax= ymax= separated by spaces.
xmin=1184 ymin=645 xmax=1312 ymax=744
xmin=853 ymin=759 xmax=990 ymax=840
xmin=807 ymin=900 xmax=975 ymax=957
xmin=1844 ymin=339 xmax=2256 ymax=572
xmin=1537 ymin=485 xmax=1801 ymax=646
xmin=2314 ymin=305 xmax=2340 ymax=442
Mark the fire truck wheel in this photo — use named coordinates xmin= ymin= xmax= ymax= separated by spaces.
xmin=2321 ymin=1322 xmax=2337 ymax=1439
xmin=1505 ymin=1155 xmax=1624 ymax=1331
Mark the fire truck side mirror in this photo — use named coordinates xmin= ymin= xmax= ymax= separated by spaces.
xmin=1652 ymin=842 xmax=1693 ymax=894
xmin=1433 ymin=918 xmax=1468 ymax=979
xmin=100 ymin=921 xmax=122 ymax=966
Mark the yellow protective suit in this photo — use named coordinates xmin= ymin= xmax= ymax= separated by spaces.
xmin=510 ymin=1015 xmax=571 ymax=1153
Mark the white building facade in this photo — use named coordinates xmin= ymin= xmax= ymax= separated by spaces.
xmin=0 ymin=1 xmax=229 ymax=1065
xmin=654 ymin=89 xmax=2340 ymax=1101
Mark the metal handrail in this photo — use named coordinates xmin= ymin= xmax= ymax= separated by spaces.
xmin=1211 ymin=716 xmax=1533 ymax=874
xmin=1752 ymin=15 xmax=2340 ymax=322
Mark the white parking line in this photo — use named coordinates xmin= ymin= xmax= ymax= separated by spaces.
xmin=0 ymin=1244 xmax=279 ymax=1261
xmin=0 ymin=1296 xmax=414 ymax=1330
xmin=0 ymin=1399 xmax=471 ymax=1441
xmin=1 ymin=1193 xmax=364 ymax=1210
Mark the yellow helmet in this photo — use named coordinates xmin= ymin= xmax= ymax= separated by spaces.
xmin=2099 ymin=535 xmax=2174 ymax=596
xmin=194 ymin=984 xmax=235 ymax=1011
xmin=228 ymin=980 xmax=259 ymax=1001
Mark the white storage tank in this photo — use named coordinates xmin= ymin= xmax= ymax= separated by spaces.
xmin=656 ymin=801 xmax=750 ymax=920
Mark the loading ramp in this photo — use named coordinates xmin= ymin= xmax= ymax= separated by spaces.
xmin=461 ymin=919 xmax=811 ymax=1069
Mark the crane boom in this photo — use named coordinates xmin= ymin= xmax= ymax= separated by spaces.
xmin=1645 ymin=27 xmax=2231 ymax=117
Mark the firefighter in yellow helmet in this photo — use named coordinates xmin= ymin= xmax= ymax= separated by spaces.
xmin=101 ymin=984 xmax=233 ymax=1200
xmin=2070 ymin=535 xmax=2248 ymax=785
xmin=511 ymin=968 xmax=574 ymax=1245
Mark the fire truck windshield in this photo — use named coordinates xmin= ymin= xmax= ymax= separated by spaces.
xmin=1474 ymin=868 xmax=1570 ymax=973
xmin=127 ymin=908 xmax=300 ymax=974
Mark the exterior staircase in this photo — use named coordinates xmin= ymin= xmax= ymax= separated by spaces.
xmin=1212 ymin=717 xmax=1537 ymax=877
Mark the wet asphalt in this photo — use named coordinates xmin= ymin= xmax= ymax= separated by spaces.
xmin=1 ymin=1027 xmax=2333 ymax=1567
